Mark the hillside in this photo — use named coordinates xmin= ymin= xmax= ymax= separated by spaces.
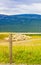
xmin=0 ymin=14 xmax=41 ymax=32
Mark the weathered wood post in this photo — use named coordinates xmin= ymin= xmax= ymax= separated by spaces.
xmin=9 ymin=33 xmax=12 ymax=64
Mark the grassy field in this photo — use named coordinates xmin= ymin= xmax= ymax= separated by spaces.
xmin=0 ymin=33 xmax=41 ymax=64
xmin=0 ymin=45 xmax=41 ymax=64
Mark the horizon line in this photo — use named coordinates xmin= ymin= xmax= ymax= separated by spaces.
xmin=0 ymin=13 xmax=41 ymax=16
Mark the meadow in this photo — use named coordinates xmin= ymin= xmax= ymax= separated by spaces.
xmin=0 ymin=45 xmax=41 ymax=64
xmin=0 ymin=33 xmax=41 ymax=64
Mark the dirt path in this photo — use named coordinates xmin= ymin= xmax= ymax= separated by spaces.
xmin=0 ymin=38 xmax=41 ymax=46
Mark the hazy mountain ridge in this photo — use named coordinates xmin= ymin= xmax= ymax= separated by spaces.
xmin=0 ymin=14 xmax=41 ymax=32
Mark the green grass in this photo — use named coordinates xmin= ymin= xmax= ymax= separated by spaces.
xmin=0 ymin=46 xmax=9 ymax=63
xmin=12 ymin=46 xmax=41 ymax=64
xmin=0 ymin=45 xmax=41 ymax=64
xmin=25 ymin=34 xmax=41 ymax=36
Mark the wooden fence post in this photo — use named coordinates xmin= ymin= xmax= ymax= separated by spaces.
xmin=9 ymin=33 xmax=12 ymax=64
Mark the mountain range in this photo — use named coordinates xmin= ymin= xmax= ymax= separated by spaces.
xmin=0 ymin=14 xmax=41 ymax=32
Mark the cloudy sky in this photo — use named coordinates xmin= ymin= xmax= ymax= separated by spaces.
xmin=0 ymin=0 xmax=41 ymax=15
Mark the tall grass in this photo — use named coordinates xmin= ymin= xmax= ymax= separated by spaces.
xmin=0 ymin=46 xmax=9 ymax=63
xmin=0 ymin=45 xmax=41 ymax=64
